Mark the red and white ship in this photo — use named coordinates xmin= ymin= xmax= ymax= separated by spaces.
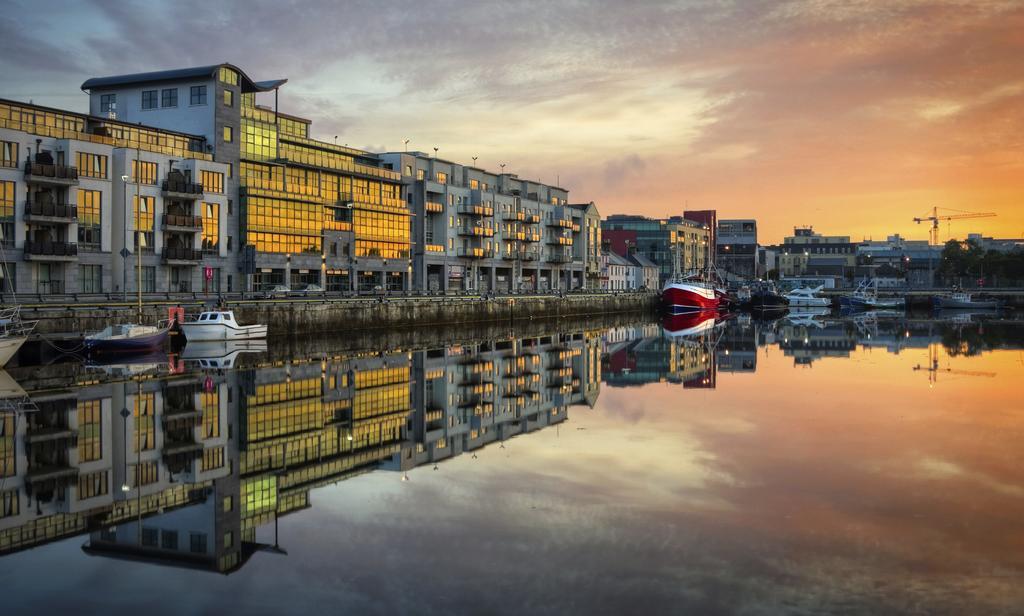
xmin=662 ymin=278 xmax=719 ymax=314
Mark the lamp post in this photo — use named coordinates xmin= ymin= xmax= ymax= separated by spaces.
xmin=121 ymin=175 xmax=130 ymax=300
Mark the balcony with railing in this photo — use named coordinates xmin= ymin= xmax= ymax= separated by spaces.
xmin=161 ymin=179 xmax=204 ymax=199
xmin=523 ymin=232 xmax=541 ymax=243
xmin=24 ymin=161 xmax=79 ymax=186
xmin=23 ymin=240 xmax=78 ymax=261
xmin=519 ymin=250 xmax=539 ymax=261
xmin=525 ymin=213 xmax=541 ymax=225
xmin=502 ymin=210 xmax=525 ymax=221
xmin=23 ymin=201 xmax=77 ymax=223
xmin=458 ymin=204 xmax=494 ymax=217
xmin=162 ymin=213 xmax=203 ymax=231
xmin=162 ymin=246 xmax=203 ymax=262
xmin=548 ymin=250 xmax=573 ymax=264
xmin=457 ymin=225 xmax=494 ymax=237
xmin=547 ymin=234 xmax=572 ymax=245
xmin=425 ymin=201 xmax=444 ymax=213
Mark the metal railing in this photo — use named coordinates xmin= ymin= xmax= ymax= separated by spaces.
xmin=161 ymin=180 xmax=204 ymax=195
xmin=162 ymin=246 xmax=203 ymax=261
xmin=23 ymin=240 xmax=78 ymax=257
xmin=24 ymin=201 xmax=78 ymax=220
xmin=162 ymin=213 xmax=203 ymax=229
xmin=24 ymin=161 xmax=79 ymax=182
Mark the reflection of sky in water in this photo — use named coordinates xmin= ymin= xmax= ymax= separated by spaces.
xmin=4 ymin=328 xmax=1024 ymax=615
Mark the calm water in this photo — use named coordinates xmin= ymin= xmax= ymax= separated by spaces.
xmin=1 ymin=311 xmax=1023 ymax=615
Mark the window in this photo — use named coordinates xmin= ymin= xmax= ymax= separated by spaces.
xmin=161 ymin=88 xmax=178 ymax=108
xmin=470 ymin=179 xmax=479 ymax=190
xmin=76 ymin=152 xmax=107 ymax=179
xmin=223 ymin=531 xmax=233 ymax=549
xmin=77 ymin=189 xmax=102 ymax=249
xmin=223 ymin=126 xmax=233 ymax=143
xmin=1 ymin=415 xmax=15 ymax=478
xmin=1 ymin=141 xmax=17 ymax=168
xmin=1 ymin=489 xmax=19 ymax=519
xmin=190 ymin=85 xmax=207 ymax=105
xmin=131 ymin=160 xmax=157 ymax=185
xmin=100 ymin=93 xmax=116 ymax=113
xmin=202 ymin=202 xmax=219 ymax=253
xmin=219 ymin=67 xmax=239 ymax=85
xmin=223 ymin=89 xmax=233 ymax=107
xmin=141 ymin=90 xmax=158 ymax=110
xmin=138 ymin=266 xmax=156 ymax=292
xmin=142 ymin=527 xmax=158 ymax=547
xmin=0 ymin=181 xmax=15 ymax=247
xmin=190 ymin=533 xmax=208 ymax=554
xmin=201 ymin=170 xmax=224 ymax=194
xmin=133 ymin=195 xmax=155 ymax=252
xmin=404 ymin=164 xmax=412 ymax=176
xmin=79 ymin=264 xmax=102 ymax=292
xmin=77 ymin=470 xmax=108 ymax=499
xmin=223 ymin=495 xmax=233 ymax=512
xmin=161 ymin=530 xmax=178 ymax=550
xmin=416 ymin=168 xmax=425 ymax=181
xmin=436 ymin=171 xmax=447 ymax=184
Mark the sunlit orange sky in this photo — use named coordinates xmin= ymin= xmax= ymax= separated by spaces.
xmin=2 ymin=1 xmax=1021 ymax=243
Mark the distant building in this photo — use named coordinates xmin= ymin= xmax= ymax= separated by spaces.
xmin=857 ymin=234 xmax=940 ymax=287
xmin=628 ymin=252 xmax=659 ymax=290
xmin=716 ymin=219 xmax=757 ymax=281
xmin=778 ymin=227 xmax=856 ymax=279
xmin=965 ymin=233 xmax=1024 ymax=254
xmin=603 ymin=251 xmax=632 ymax=290
xmin=601 ymin=214 xmax=709 ymax=285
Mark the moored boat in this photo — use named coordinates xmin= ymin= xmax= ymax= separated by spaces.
xmin=84 ymin=322 xmax=170 ymax=353
xmin=662 ymin=279 xmax=719 ymax=313
xmin=783 ymin=285 xmax=830 ymax=307
xmin=0 ymin=307 xmax=37 ymax=367
xmin=741 ymin=282 xmax=789 ymax=312
xmin=179 ymin=310 xmax=268 ymax=341
xmin=838 ymin=279 xmax=905 ymax=310
xmin=931 ymin=291 xmax=999 ymax=310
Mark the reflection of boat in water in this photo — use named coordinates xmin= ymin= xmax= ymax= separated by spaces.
xmin=0 ymin=369 xmax=35 ymax=414
xmin=662 ymin=277 xmax=719 ymax=314
xmin=0 ymin=307 xmax=38 ymax=367
xmin=932 ymin=308 xmax=1001 ymax=323
xmin=181 ymin=340 xmax=268 ymax=369
xmin=931 ymin=291 xmax=1000 ymax=310
xmin=662 ymin=311 xmax=723 ymax=338
xmin=839 ymin=279 xmax=905 ymax=310
xmin=85 ymin=350 xmax=167 ymax=376
xmin=785 ymin=307 xmax=830 ymax=327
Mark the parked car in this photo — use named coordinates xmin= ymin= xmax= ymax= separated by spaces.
xmin=290 ymin=284 xmax=325 ymax=297
xmin=262 ymin=284 xmax=290 ymax=299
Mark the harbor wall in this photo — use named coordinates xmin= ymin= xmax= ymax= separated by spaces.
xmin=18 ymin=292 xmax=661 ymax=337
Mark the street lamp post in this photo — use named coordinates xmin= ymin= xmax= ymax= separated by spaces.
xmin=121 ymin=175 xmax=130 ymax=301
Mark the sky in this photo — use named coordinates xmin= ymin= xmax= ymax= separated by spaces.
xmin=1 ymin=0 xmax=1022 ymax=244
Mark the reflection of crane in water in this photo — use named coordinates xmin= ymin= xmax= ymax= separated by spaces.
xmin=913 ymin=344 xmax=996 ymax=387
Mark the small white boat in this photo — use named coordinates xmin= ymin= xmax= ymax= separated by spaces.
xmin=784 ymin=285 xmax=831 ymax=307
xmin=0 ymin=307 xmax=38 ymax=367
xmin=179 ymin=311 xmax=267 ymax=341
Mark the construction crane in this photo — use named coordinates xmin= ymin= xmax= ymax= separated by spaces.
xmin=913 ymin=207 xmax=996 ymax=285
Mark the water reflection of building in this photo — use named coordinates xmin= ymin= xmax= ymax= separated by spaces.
xmin=0 ymin=331 xmax=601 ymax=572
xmin=603 ymin=325 xmax=717 ymax=388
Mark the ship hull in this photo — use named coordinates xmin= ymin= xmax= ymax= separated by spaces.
xmin=662 ymin=283 xmax=719 ymax=314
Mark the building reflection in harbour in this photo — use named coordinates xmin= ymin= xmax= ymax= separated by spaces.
xmin=0 ymin=329 xmax=602 ymax=573
xmin=1 ymin=311 xmax=1020 ymax=575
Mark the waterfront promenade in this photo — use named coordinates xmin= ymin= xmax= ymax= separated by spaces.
xmin=11 ymin=290 xmax=660 ymax=337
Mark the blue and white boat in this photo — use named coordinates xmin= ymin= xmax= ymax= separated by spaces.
xmin=839 ymin=279 xmax=905 ymax=310
xmin=84 ymin=322 xmax=170 ymax=353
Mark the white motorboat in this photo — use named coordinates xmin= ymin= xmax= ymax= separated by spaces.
xmin=0 ymin=307 xmax=38 ymax=367
xmin=784 ymin=285 xmax=831 ymax=307
xmin=179 ymin=311 xmax=268 ymax=341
